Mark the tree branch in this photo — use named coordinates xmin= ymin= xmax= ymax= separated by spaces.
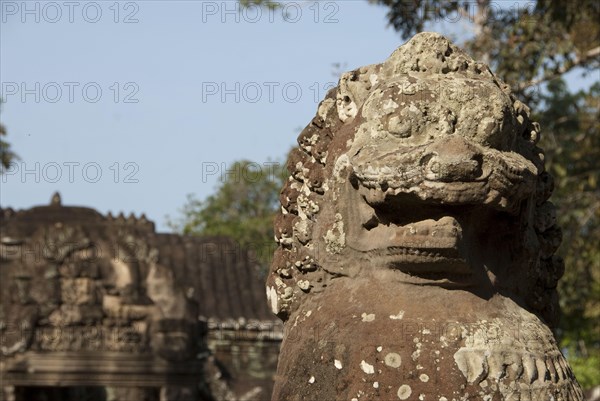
xmin=518 ymin=46 xmax=600 ymax=91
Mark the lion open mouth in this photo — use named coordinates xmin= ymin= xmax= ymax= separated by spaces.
xmin=345 ymin=135 xmax=536 ymax=287
xmin=373 ymin=215 xmax=472 ymax=281
xmin=347 ymin=194 xmax=475 ymax=287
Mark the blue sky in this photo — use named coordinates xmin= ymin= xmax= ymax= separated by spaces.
xmin=0 ymin=1 xmax=595 ymax=231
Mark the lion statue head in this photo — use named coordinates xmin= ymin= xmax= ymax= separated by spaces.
xmin=268 ymin=32 xmax=561 ymax=327
xmin=267 ymin=33 xmax=582 ymax=400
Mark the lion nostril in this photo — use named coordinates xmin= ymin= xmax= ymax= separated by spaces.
xmin=423 ymin=156 xmax=442 ymax=181
xmin=429 ymin=160 xmax=441 ymax=174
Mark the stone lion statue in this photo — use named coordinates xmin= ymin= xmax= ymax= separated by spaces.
xmin=267 ymin=33 xmax=583 ymax=400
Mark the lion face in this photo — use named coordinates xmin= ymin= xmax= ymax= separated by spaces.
xmin=335 ymin=74 xmax=540 ymax=289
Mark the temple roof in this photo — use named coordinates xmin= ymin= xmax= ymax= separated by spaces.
xmin=0 ymin=193 xmax=276 ymax=325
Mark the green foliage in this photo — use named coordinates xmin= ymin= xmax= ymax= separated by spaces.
xmin=169 ymin=160 xmax=288 ymax=271
xmin=0 ymin=124 xmax=17 ymax=169
xmin=535 ymin=78 xmax=600 ymax=387
xmin=239 ymin=0 xmax=280 ymax=10
xmin=564 ymin=353 xmax=600 ymax=389
xmin=0 ymin=100 xmax=18 ymax=170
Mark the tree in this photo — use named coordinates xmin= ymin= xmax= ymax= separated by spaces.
xmin=168 ymin=160 xmax=288 ymax=271
xmin=232 ymin=0 xmax=599 ymax=387
xmin=0 ymin=100 xmax=18 ymax=169
xmin=535 ymin=79 xmax=600 ymax=387
xmin=0 ymin=124 xmax=17 ymax=169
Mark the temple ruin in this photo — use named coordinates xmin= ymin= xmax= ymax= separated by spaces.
xmin=0 ymin=194 xmax=281 ymax=401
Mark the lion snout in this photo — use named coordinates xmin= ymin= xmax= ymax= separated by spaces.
xmin=422 ymin=136 xmax=483 ymax=182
